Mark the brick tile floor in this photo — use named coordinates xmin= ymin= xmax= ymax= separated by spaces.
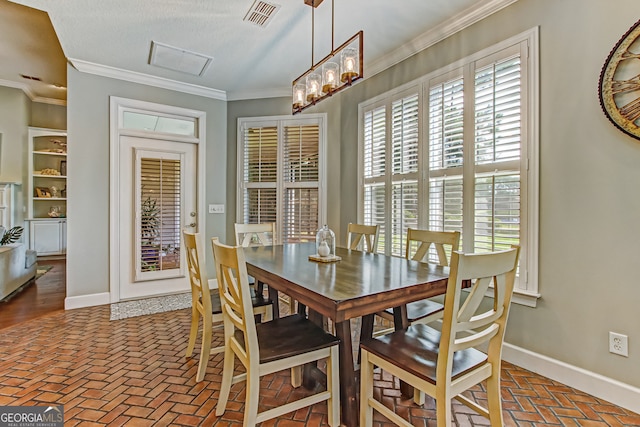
xmin=0 ymin=305 xmax=638 ymax=426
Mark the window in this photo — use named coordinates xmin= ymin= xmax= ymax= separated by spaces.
xmin=359 ymin=29 xmax=539 ymax=305
xmin=238 ymin=114 xmax=326 ymax=244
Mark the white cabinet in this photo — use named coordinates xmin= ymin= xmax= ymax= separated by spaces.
xmin=29 ymin=220 xmax=66 ymax=256
xmin=27 ymin=127 xmax=67 ymax=256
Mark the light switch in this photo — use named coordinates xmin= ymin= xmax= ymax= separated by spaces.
xmin=208 ymin=204 xmax=225 ymax=214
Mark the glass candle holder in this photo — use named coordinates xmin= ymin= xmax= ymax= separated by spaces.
xmin=316 ymin=224 xmax=336 ymax=257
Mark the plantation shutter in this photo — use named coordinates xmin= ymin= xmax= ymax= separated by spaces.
xmin=363 ymin=106 xmax=386 ymax=250
xmin=473 ymin=55 xmax=521 ymax=253
xmin=390 ymin=94 xmax=419 ymax=256
xmin=428 ymin=76 xmax=465 ymax=251
xmin=242 ymin=126 xmax=278 ymax=225
xmin=238 ymin=116 xmax=324 ymax=245
xmin=282 ymin=124 xmax=320 ymax=243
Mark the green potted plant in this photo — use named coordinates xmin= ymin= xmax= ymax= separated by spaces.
xmin=0 ymin=226 xmax=24 ymax=245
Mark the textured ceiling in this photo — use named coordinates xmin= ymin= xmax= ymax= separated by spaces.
xmin=2 ymin=0 xmax=517 ymax=104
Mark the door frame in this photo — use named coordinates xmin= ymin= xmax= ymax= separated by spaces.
xmin=109 ymin=96 xmax=206 ymax=303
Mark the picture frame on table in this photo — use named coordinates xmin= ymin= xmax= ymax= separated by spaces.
xmin=35 ymin=187 xmax=51 ymax=198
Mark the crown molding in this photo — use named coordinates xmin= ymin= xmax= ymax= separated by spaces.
xmin=367 ymin=0 xmax=520 ymax=78
xmin=227 ymin=86 xmax=290 ymax=101
xmin=69 ymin=58 xmax=227 ymax=101
xmin=0 ymin=79 xmax=67 ymax=106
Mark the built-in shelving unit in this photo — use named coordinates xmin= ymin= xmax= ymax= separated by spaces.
xmin=27 ymin=127 xmax=67 ymax=256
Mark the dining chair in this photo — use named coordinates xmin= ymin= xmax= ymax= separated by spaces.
xmin=376 ymin=229 xmax=461 ymax=333
xmin=182 ymin=230 xmax=273 ymax=382
xmin=346 ymin=223 xmax=379 ymax=253
xmin=212 ymin=238 xmax=341 ymax=427
xmin=234 ymin=222 xmax=296 ymax=314
xmin=360 ymin=246 xmax=520 ymax=427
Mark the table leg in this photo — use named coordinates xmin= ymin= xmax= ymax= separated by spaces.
xmin=393 ymin=305 xmax=414 ymax=398
xmin=266 ymin=283 xmax=280 ymax=319
xmin=334 ymin=319 xmax=357 ymax=427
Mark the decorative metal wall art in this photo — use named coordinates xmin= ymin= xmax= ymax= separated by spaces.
xmin=599 ymin=19 xmax=640 ymax=140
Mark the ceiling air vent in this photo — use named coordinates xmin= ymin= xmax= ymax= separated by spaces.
xmin=244 ymin=0 xmax=281 ymax=28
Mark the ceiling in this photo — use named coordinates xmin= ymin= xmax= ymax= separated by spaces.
xmin=2 ymin=0 xmax=516 ymax=105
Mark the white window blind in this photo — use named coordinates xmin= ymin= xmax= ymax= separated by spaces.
xmin=139 ymin=157 xmax=181 ymax=273
xmin=239 ymin=115 xmax=325 ymax=244
xmin=359 ymin=30 xmax=538 ymax=303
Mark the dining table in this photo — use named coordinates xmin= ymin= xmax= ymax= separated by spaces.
xmin=243 ymin=242 xmax=450 ymax=427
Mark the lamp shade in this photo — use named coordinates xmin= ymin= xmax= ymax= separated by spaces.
xmin=322 ymin=61 xmax=339 ymax=94
xmin=306 ymin=72 xmax=321 ymax=102
xmin=341 ymin=46 xmax=359 ymax=83
xmin=293 ymin=83 xmax=306 ymax=109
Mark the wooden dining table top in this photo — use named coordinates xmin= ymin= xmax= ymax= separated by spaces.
xmin=243 ymin=242 xmax=450 ymax=323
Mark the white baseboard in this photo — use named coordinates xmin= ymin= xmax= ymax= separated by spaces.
xmin=503 ymin=343 xmax=640 ymax=414
xmin=64 ymin=292 xmax=110 ymax=310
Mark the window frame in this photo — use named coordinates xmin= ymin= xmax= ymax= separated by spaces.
xmin=237 ymin=113 xmax=327 ymax=244
xmin=358 ymin=28 xmax=539 ymax=306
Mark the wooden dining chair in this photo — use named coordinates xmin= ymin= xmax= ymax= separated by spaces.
xmin=212 ymin=238 xmax=341 ymax=427
xmin=234 ymin=222 xmax=296 ymax=314
xmin=377 ymin=229 xmax=461 ymax=332
xmin=234 ymin=222 xmax=276 ymax=247
xmin=346 ymin=223 xmax=379 ymax=253
xmin=360 ymin=246 xmax=520 ymax=427
xmin=182 ymin=230 xmax=273 ymax=382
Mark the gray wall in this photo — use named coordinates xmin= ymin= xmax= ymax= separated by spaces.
xmin=0 ymin=86 xmax=30 ymax=183
xmin=66 ymin=65 xmax=227 ymax=297
xmin=31 ymin=102 xmax=67 ymax=130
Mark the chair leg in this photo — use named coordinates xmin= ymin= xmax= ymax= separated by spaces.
xmin=327 ymin=346 xmax=340 ymax=427
xmin=196 ymin=317 xmax=212 ymax=382
xmin=185 ymin=308 xmax=199 ymax=357
xmin=215 ymin=346 xmax=235 ymax=416
xmin=359 ymin=350 xmax=374 ymax=427
xmin=243 ymin=369 xmax=260 ymax=427
xmin=435 ymin=391 xmax=453 ymax=427
xmin=291 ymin=366 xmax=303 ymax=388
xmin=486 ymin=371 xmax=504 ymax=426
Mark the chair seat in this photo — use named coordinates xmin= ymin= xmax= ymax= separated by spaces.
xmin=234 ymin=313 xmax=340 ymax=364
xmin=381 ymin=299 xmax=444 ymax=323
xmin=360 ymin=323 xmax=487 ymax=384
xmin=210 ymin=289 xmax=271 ymax=315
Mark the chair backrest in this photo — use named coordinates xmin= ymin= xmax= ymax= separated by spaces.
xmin=438 ymin=246 xmax=520 ymax=380
xmin=405 ymin=229 xmax=461 ymax=266
xmin=346 ymin=223 xmax=379 ymax=253
xmin=234 ymin=223 xmax=276 ymax=247
xmin=211 ymin=237 xmax=259 ymax=364
xmin=183 ymin=230 xmax=213 ymax=319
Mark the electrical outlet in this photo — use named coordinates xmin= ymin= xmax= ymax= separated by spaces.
xmin=609 ymin=332 xmax=628 ymax=357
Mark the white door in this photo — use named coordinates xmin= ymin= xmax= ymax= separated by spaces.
xmin=118 ymin=136 xmax=197 ymax=300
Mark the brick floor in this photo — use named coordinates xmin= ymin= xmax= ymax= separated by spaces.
xmin=0 ymin=305 xmax=638 ymax=426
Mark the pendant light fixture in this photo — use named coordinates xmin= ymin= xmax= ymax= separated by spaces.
xmin=292 ymin=0 xmax=363 ymax=114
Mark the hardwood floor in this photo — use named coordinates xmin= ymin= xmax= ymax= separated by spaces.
xmin=0 ymin=259 xmax=65 ymax=330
